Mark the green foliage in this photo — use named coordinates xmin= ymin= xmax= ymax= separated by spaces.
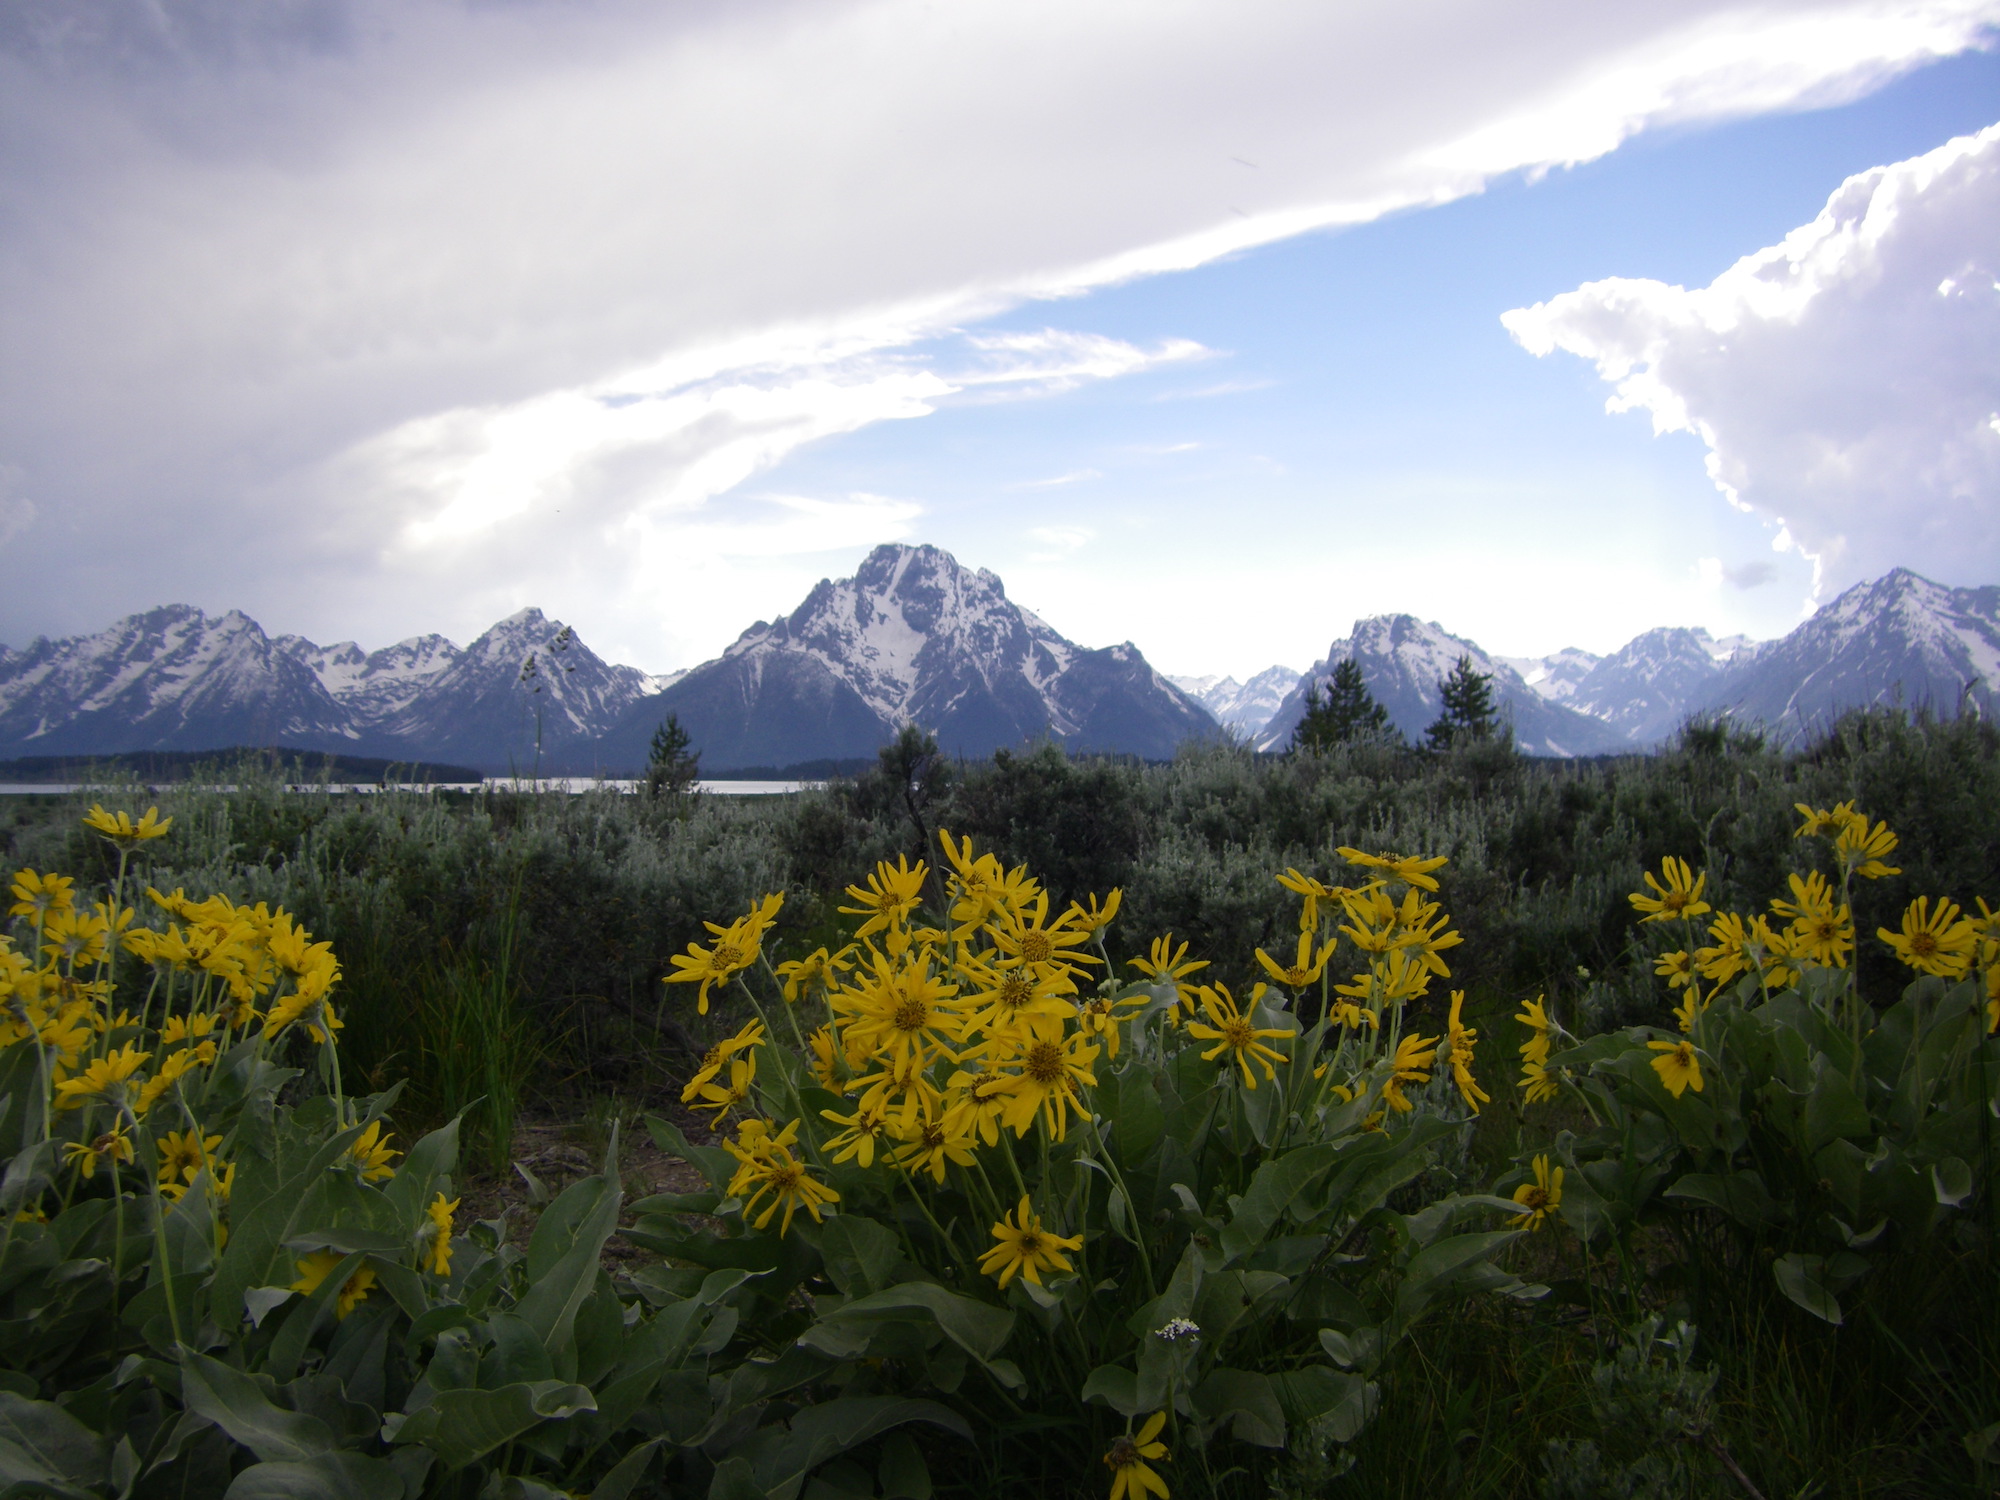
xmin=1293 ymin=661 xmax=1397 ymax=756
xmin=1539 ymin=1318 xmax=1729 ymax=1500
xmin=646 ymin=713 xmax=701 ymax=801
xmin=1426 ymin=655 xmax=1499 ymax=750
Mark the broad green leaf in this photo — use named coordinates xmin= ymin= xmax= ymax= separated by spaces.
xmin=878 ymin=1431 xmax=930 ymax=1500
xmin=390 ymin=1381 xmax=595 ymax=1469
xmin=819 ymin=1216 xmax=902 ymax=1297
xmin=514 ymin=1173 xmax=622 ymax=1376
xmin=1662 ymin=1170 xmax=1784 ymax=1229
xmin=382 ymin=1115 xmax=460 ymax=1235
xmin=1219 ymin=1144 xmax=1337 ymax=1261
xmin=728 ymin=1397 xmax=971 ymax=1500
xmin=1080 ymin=1365 xmax=1145 ymax=1417
xmin=0 ymin=1391 xmax=109 ymax=1494
xmin=591 ymin=1436 xmax=667 ymax=1500
xmin=644 ymin=1115 xmax=736 ymax=1195
xmin=1934 ymin=1157 xmax=1973 ymax=1207
xmin=1801 ymin=1060 xmax=1871 ymax=1156
xmin=1194 ymin=1367 xmax=1286 ymax=1448
xmin=221 ymin=1451 xmax=404 ymax=1500
xmin=803 ymin=1283 xmax=1014 ymax=1365
xmin=177 ymin=1352 xmax=338 ymax=1464
xmin=1275 ymin=1365 xmax=1377 ymax=1443
xmin=1392 ymin=1230 xmax=1518 ymax=1334
xmin=1772 ymin=1252 xmax=1844 ymax=1325
xmin=1108 ymin=1066 xmax=1166 ymax=1164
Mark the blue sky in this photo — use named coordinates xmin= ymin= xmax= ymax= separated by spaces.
xmin=1 ymin=2 xmax=1995 ymax=679
xmin=748 ymin=49 xmax=2000 ymax=677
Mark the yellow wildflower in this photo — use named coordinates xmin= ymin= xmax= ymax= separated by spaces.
xmin=977 ymin=1194 xmax=1082 ymax=1290
xmin=775 ymin=946 xmax=852 ymax=1003
xmin=681 ymin=1019 xmax=766 ymax=1104
xmin=1508 ymin=1154 xmax=1564 ymax=1231
xmin=424 ymin=1193 xmax=458 ymax=1277
xmin=991 ymin=1029 xmax=1099 ymax=1140
xmin=1103 ymin=1412 xmax=1171 ymax=1500
xmin=1628 ymin=857 xmax=1710 ymax=924
xmin=1184 ymin=984 xmax=1291 ymax=1089
xmin=290 ymin=1252 xmax=376 ymax=1319
xmin=1337 ymin=847 xmax=1448 ymax=892
xmin=63 ymin=1124 xmax=134 ymax=1179
xmin=839 ymin=858 xmax=928 ymax=947
xmin=347 ymin=1121 xmax=399 ymax=1182
xmin=1064 ymin=888 xmax=1123 ymax=934
xmin=1127 ymin=936 xmax=1209 ymax=1020
xmin=726 ymin=1120 xmax=837 ymax=1236
xmin=1834 ymin=815 xmax=1901 ymax=880
xmin=1254 ymin=931 xmax=1336 ymax=991
xmin=53 ymin=1043 xmax=150 ymax=1111
xmin=1444 ymin=990 xmax=1487 ymax=1113
xmin=1276 ymin=868 xmax=1341 ymax=933
xmin=1878 ymin=896 xmax=1978 ymax=979
xmin=9 ymin=869 xmax=75 ymax=924
xmin=81 ymin=805 xmax=173 ymax=849
xmin=1381 ymin=1031 xmax=1437 ymax=1113
xmin=1647 ymin=1039 xmax=1704 ymax=1098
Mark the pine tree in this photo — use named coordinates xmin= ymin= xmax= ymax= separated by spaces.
xmin=1292 ymin=658 xmax=1395 ymax=753
xmin=1425 ymin=655 xmax=1498 ymax=749
xmin=645 ymin=713 xmax=701 ymax=800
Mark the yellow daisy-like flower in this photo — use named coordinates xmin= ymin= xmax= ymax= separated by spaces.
xmin=820 ymin=1100 xmax=892 ymax=1168
xmin=63 ymin=1124 xmax=135 ymax=1180
xmin=290 ymin=1252 xmax=376 ymax=1319
xmin=1064 ymin=887 xmax=1123 ymax=935
xmin=1628 ymin=857 xmax=1710 ymax=924
xmin=424 ymin=1193 xmax=458 ymax=1276
xmin=1878 ymin=896 xmax=1978 ymax=980
xmin=1793 ymin=801 xmax=1861 ymax=841
xmin=1444 ymin=990 xmax=1487 ymax=1113
xmin=1381 ymin=1031 xmax=1437 ymax=1113
xmin=9 ymin=869 xmax=76 ymax=924
xmin=977 ymin=1194 xmax=1083 ymax=1290
xmin=1103 ymin=1412 xmax=1171 ymax=1500
xmin=52 ymin=1043 xmax=150 ymax=1111
xmin=726 ymin=1120 xmax=838 ymax=1236
xmin=680 ymin=1019 xmax=766 ymax=1104
xmin=1508 ymin=1154 xmax=1564 ymax=1231
xmin=1336 ymin=847 xmax=1448 ymax=892
xmin=1184 ymin=984 xmax=1292 ymax=1089
xmin=1834 ymin=815 xmax=1901 ymax=880
xmin=1647 ymin=1039 xmax=1704 ymax=1098
xmin=81 ymin=805 xmax=174 ymax=849
xmin=1654 ymin=949 xmax=1697 ymax=991
xmin=1518 ymin=1056 xmax=1560 ymax=1105
xmin=890 ymin=1113 xmax=980 ymax=1184
xmin=839 ymin=858 xmax=928 ymax=946
xmin=347 ymin=1121 xmax=399 ymax=1182
xmin=806 ymin=1025 xmax=843 ymax=1091
xmin=992 ymin=1030 xmax=1100 ymax=1141
xmin=156 ymin=1128 xmax=222 ymax=1186
xmin=775 ymin=946 xmax=853 ymax=1003
xmin=1276 ymin=868 xmax=1342 ymax=934
xmin=690 ymin=1054 xmax=757 ymax=1120
xmin=1514 ymin=995 xmax=1552 ymax=1063
xmin=1126 ymin=935 xmax=1209 ymax=1021
xmin=1254 ymin=931 xmax=1337 ymax=992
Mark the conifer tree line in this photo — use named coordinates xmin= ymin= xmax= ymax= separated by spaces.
xmin=1290 ymin=653 xmax=1500 ymax=754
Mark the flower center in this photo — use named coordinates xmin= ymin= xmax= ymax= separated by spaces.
xmin=1017 ymin=1228 xmax=1044 ymax=1257
xmin=1024 ymin=1040 xmax=1064 ymax=1084
xmin=769 ymin=1162 xmax=803 ymax=1191
xmin=712 ymin=943 xmax=744 ymax=969
xmin=892 ymin=997 xmax=929 ymax=1032
xmin=1910 ymin=931 xmax=1939 ymax=957
xmin=1105 ymin=1437 xmax=1140 ymax=1469
xmin=999 ymin=973 xmax=1032 ymax=1009
xmin=1519 ymin=1186 xmax=1549 ymax=1211
xmin=1221 ymin=1017 xmax=1254 ymax=1048
xmin=1018 ymin=932 xmax=1053 ymax=964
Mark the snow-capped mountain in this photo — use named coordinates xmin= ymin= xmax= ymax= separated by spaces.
xmin=0 ymin=605 xmax=652 ymax=772
xmin=597 ymin=544 xmax=1218 ymax=770
xmin=1258 ymin=615 xmax=1628 ymax=756
xmin=0 ymin=606 xmax=356 ymax=755
xmin=1495 ymin=648 xmax=1601 ymax=705
xmin=1705 ymin=569 xmax=1999 ymax=738
xmin=1169 ymin=666 xmax=1302 ymax=737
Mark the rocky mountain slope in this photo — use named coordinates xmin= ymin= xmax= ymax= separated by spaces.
xmin=596 ymin=544 xmax=1218 ymax=770
xmin=1169 ymin=666 xmax=1302 ymax=738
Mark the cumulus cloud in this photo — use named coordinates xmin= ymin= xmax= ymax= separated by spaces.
xmin=1505 ymin=121 xmax=2000 ymax=595
xmin=2 ymin=0 xmax=1996 ymax=664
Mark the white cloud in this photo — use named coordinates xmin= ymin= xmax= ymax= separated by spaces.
xmin=1504 ymin=121 xmax=2000 ymax=595
xmin=1 ymin=0 xmax=1996 ymax=661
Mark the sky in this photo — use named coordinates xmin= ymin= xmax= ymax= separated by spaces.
xmin=1 ymin=1 xmax=1996 ymax=682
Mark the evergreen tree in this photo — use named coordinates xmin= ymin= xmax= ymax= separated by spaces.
xmin=645 ymin=713 xmax=701 ymax=800
xmin=1292 ymin=658 xmax=1394 ymax=753
xmin=1425 ymin=655 xmax=1499 ymax=749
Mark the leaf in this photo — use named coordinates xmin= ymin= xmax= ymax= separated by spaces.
xmin=1392 ymin=1231 xmax=1518 ymax=1335
xmin=0 ymin=1392 xmax=109 ymax=1495
xmin=729 ymin=1397 xmax=971 ymax=1500
xmin=878 ymin=1430 xmax=930 ymax=1500
xmin=514 ymin=1174 xmax=622 ymax=1376
xmin=389 ymin=1381 xmax=596 ymax=1470
xmin=1219 ymin=1144 xmax=1337 ymax=1261
xmin=1772 ymin=1253 xmax=1844 ymax=1325
xmin=1108 ymin=1066 xmax=1166 ymax=1163
xmin=1933 ymin=1157 xmax=1973 ymax=1208
xmin=818 ymin=1217 xmax=902 ymax=1298
xmin=1801 ymin=1059 xmax=1872 ymax=1156
xmin=1275 ymin=1365 xmax=1377 ymax=1443
xmin=177 ymin=1351 xmax=338 ymax=1465
xmin=1080 ymin=1365 xmax=1146 ymax=1417
xmin=381 ymin=1116 xmax=460 ymax=1235
xmin=800 ymin=1283 xmax=1014 ymax=1367
xmin=1194 ymin=1367 xmax=1286 ymax=1448
xmin=644 ymin=1115 xmax=737 ymax=1195
xmin=221 ymin=1451 xmax=405 ymax=1500
xmin=1662 ymin=1170 xmax=1784 ymax=1229
xmin=591 ymin=1437 xmax=667 ymax=1500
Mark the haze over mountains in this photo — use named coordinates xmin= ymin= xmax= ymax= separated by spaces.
xmin=0 ymin=553 xmax=1992 ymax=774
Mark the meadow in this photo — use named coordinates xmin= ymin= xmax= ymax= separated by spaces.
xmin=1 ymin=709 xmax=1995 ymax=1498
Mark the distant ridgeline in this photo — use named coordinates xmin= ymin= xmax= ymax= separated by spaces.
xmin=0 ymin=551 xmax=1993 ymax=770
xmin=0 ymin=747 xmax=484 ymax=786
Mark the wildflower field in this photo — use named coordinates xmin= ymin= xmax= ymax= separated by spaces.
xmin=0 ymin=710 xmax=1996 ymax=1498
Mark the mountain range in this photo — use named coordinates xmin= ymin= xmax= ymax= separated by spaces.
xmin=0 ymin=556 xmax=1992 ymax=774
